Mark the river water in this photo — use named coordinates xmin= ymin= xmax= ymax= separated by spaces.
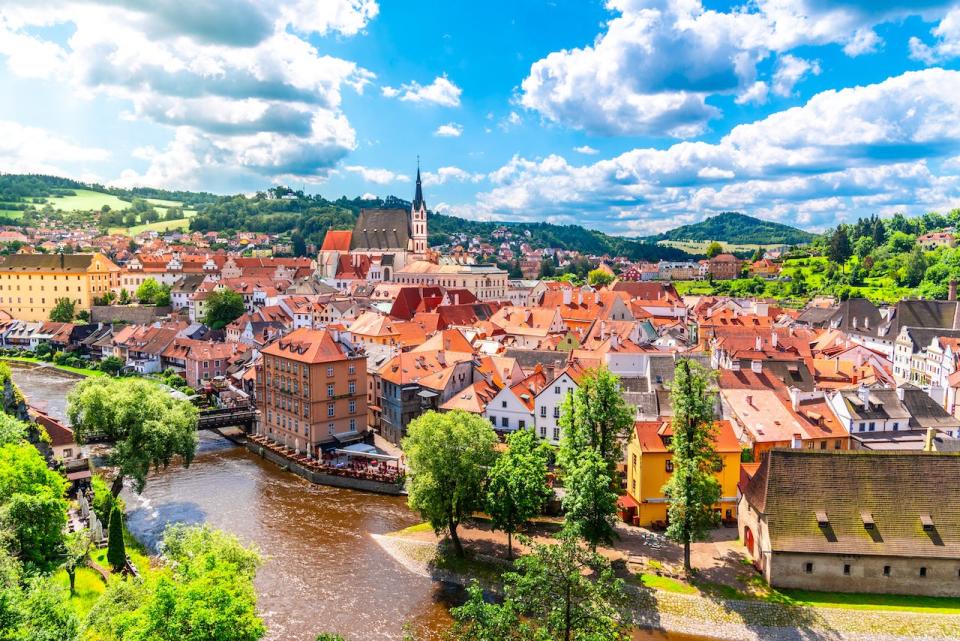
xmin=12 ymin=363 xmax=708 ymax=641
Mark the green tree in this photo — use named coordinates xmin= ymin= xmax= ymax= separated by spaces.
xmin=0 ymin=414 xmax=27 ymax=446
xmin=447 ymin=583 xmax=532 ymax=641
xmin=67 ymin=377 xmax=199 ymax=496
xmin=203 ymin=289 xmax=246 ymax=330
xmin=1 ymin=493 xmax=67 ymax=570
xmin=557 ymin=367 xmax=634 ymax=473
xmin=62 ymin=529 xmax=91 ymax=595
xmin=107 ymin=505 xmax=126 ymax=573
xmin=663 ymin=359 xmax=721 ymax=574
xmin=560 ymin=449 xmax=619 ymax=551
xmin=98 ymin=355 xmax=124 ymax=375
xmin=118 ymin=289 xmax=131 ymax=305
xmin=48 ymin=298 xmax=75 ymax=323
xmin=135 ymin=278 xmax=162 ymax=305
xmin=291 ymin=231 xmax=307 ymax=257
xmin=828 ymin=226 xmax=852 ymax=264
xmin=705 ymin=241 xmax=723 ymax=258
xmin=403 ymin=410 xmax=498 ymax=557
xmin=586 ymin=269 xmax=614 ymax=287
xmin=904 ymin=246 xmax=928 ymax=288
xmin=853 ymin=236 xmax=874 ymax=259
xmin=484 ymin=429 xmax=551 ymax=559
xmin=13 ymin=576 xmax=79 ymax=641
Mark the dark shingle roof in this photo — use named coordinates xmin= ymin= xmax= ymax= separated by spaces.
xmin=746 ymin=449 xmax=960 ymax=558
xmin=795 ymin=305 xmax=838 ymax=327
xmin=351 ymin=209 xmax=411 ymax=251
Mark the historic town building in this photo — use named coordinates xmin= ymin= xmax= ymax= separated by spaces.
xmin=0 ymin=252 xmax=120 ymax=321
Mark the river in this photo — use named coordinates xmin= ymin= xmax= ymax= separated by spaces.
xmin=12 ymin=363 xmax=708 ymax=641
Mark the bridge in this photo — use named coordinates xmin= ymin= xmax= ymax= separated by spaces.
xmin=82 ymin=406 xmax=259 ymax=444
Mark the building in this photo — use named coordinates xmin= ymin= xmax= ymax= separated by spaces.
xmin=622 ymin=419 xmax=742 ymax=527
xmin=707 ymin=254 xmax=744 ymax=280
xmin=393 ymin=261 xmax=508 ymax=301
xmin=917 ymin=231 xmax=956 ymax=250
xmin=0 ymin=253 xmax=120 ymax=321
xmin=258 ymin=328 xmax=368 ymax=454
xmin=739 ymin=449 xmax=960 ymax=597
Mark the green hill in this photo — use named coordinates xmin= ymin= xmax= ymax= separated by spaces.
xmin=646 ymin=212 xmax=817 ymax=245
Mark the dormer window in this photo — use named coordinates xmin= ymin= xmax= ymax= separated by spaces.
xmin=816 ymin=511 xmax=829 ymax=527
xmin=921 ymin=514 xmax=934 ymax=531
xmin=861 ymin=511 xmax=875 ymax=530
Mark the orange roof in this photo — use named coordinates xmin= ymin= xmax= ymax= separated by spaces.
xmin=634 ymin=419 xmax=740 ymax=454
xmin=261 ymin=328 xmax=348 ymax=364
xmin=440 ymin=378 xmax=501 ymax=413
xmin=321 ymin=230 xmax=353 ymax=252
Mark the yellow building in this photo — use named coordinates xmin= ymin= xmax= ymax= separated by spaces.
xmin=0 ymin=253 xmax=121 ymax=321
xmin=622 ymin=419 xmax=742 ymax=527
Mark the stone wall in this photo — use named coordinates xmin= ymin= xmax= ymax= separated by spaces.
xmin=770 ymin=552 xmax=960 ymax=597
xmin=247 ymin=442 xmax=405 ymax=496
xmin=91 ymin=305 xmax=172 ymax=325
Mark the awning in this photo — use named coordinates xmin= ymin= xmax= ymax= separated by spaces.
xmin=617 ymin=494 xmax=639 ymax=510
xmin=331 ymin=430 xmax=364 ymax=444
xmin=332 ymin=448 xmax=399 ymax=462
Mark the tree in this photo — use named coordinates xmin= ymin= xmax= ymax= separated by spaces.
xmin=403 ymin=410 xmax=498 ymax=557
xmin=203 ymin=289 xmax=246 ymax=330
xmin=67 ymin=377 xmax=199 ymax=496
xmin=118 ymin=289 xmax=131 ymax=305
xmin=0 ymin=414 xmax=27 ymax=446
xmin=484 ymin=429 xmax=551 ymax=559
xmin=705 ymin=241 xmax=723 ymax=258
xmin=663 ymin=359 xmax=722 ymax=574
xmin=828 ymin=226 xmax=852 ymax=264
xmin=107 ymin=504 xmax=126 ymax=572
xmin=449 ymin=535 xmax=628 ymax=641
xmin=135 ymin=278 xmax=163 ymax=304
xmin=904 ymin=246 xmax=928 ymax=287
xmin=557 ymin=367 xmax=634 ymax=473
xmin=586 ymin=269 xmax=614 ymax=287
xmin=291 ymin=231 xmax=307 ymax=257
xmin=99 ymin=355 xmax=124 ymax=375
xmin=12 ymin=576 xmax=79 ymax=641
xmin=62 ymin=529 xmax=91 ymax=595
xmin=48 ymin=298 xmax=75 ymax=323
xmin=560 ymin=449 xmax=619 ymax=551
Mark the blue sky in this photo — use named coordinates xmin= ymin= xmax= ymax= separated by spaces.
xmin=0 ymin=1 xmax=959 ymax=235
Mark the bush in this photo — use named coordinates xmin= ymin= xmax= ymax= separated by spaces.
xmin=106 ymin=505 xmax=126 ymax=572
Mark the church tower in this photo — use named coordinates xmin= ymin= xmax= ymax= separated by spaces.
xmin=410 ymin=162 xmax=428 ymax=257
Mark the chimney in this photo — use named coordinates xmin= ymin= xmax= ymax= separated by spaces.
xmin=751 ymin=359 xmax=762 ymax=373
xmin=864 ymin=316 xmax=869 ymax=330
xmin=858 ymin=384 xmax=871 ymax=409
xmin=925 ymin=427 xmax=936 ymax=451
xmin=789 ymin=386 xmax=800 ymax=412
xmin=577 ymin=290 xmax=583 ymax=306
xmin=896 ymin=385 xmax=905 ymax=401
xmin=951 ymin=280 xmax=958 ymax=302
xmin=755 ymin=335 xmax=762 ymax=351
xmin=771 ymin=331 xmax=778 ymax=349
xmin=791 ymin=433 xmax=803 ymax=449
xmin=562 ymin=288 xmax=572 ymax=305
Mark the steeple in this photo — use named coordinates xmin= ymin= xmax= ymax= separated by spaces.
xmin=413 ymin=156 xmax=425 ymax=212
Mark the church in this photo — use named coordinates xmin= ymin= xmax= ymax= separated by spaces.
xmin=317 ymin=166 xmax=429 ymax=283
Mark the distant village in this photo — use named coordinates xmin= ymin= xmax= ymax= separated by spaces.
xmin=1 ymin=169 xmax=959 ymax=599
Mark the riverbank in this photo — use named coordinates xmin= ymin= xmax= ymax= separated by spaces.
xmin=0 ymin=356 xmax=103 ymax=377
xmin=373 ymin=527 xmax=960 ymax=641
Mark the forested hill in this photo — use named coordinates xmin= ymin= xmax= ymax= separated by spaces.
xmin=645 ymin=212 xmax=817 ymax=245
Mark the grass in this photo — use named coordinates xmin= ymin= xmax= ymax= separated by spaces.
xmin=394 ymin=521 xmax=435 ymax=536
xmin=53 ymin=567 xmax=107 ymax=617
xmin=0 ymin=356 xmax=104 ymax=377
xmin=0 ymin=209 xmax=25 ymax=219
xmin=47 ymin=189 xmax=132 ymax=212
xmin=777 ymin=588 xmax=960 ymax=614
xmin=110 ymin=217 xmax=192 ymax=236
xmin=658 ymin=239 xmax=783 ymax=255
xmin=637 ymin=573 xmax=698 ymax=594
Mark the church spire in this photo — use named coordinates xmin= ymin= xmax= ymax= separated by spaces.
xmin=413 ymin=158 xmax=425 ymax=212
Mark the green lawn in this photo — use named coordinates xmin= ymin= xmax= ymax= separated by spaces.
xmin=658 ymin=239 xmax=783 ymax=255
xmin=0 ymin=208 xmax=24 ymax=219
xmin=637 ymin=573 xmax=698 ymax=594
xmin=778 ymin=588 xmax=960 ymax=614
xmin=110 ymin=217 xmax=192 ymax=236
xmin=0 ymin=356 xmax=104 ymax=377
xmin=47 ymin=189 xmax=132 ymax=212
xmin=53 ymin=566 xmax=107 ymax=617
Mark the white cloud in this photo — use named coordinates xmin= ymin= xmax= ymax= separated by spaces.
xmin=498 ymin=111 xmax=522 ymax=132
xmin=735 ymin=81 xmax=769 ymax=105
xmin=772 ymin=55 xmax=820 ymax=97
xmin=360 ymin=192 xmax=378 ymax=200
xmin=0 ymin=1 xmax=378 ymax=186
xmin=422 ymin=166 xmax=485 ymax=186
xmin=473 ymin=68 xmax=960 ymax=233
xmin=343 ymin=165 xmax=411 ymax=185
xmin=382 ymin=75 xmax=462 ymax=107
xmin=910 ymin=7 xmax=960 ymax=64
xmin=0 ymin=120 xmax=109 ymax=175
xmin=519 ymin=0 xmax=957 ymax=137
xmin=434 ymin=123 xmax=463 ymax=137
xmin=573 ymin=145 xmax=599 ymax=155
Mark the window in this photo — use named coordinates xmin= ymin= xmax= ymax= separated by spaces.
xmin=490 ymin=416 xmax=497 ymax=426
xmin=883 ymin=565 xmax=891 ymax=577
xmin=501 ymin=417 xmax=508 ymax=428
xmin=820 ymin=440 xmax=827 ymax=449
xmin=553 ymin=428 xmax=560 ymax=441
xmin=804 ymin=562 xmax=814 ymax=574
xmin=348 ymin=364 xmax=356 ymax=375
xmin=665 ymin=460 xmax=674 ymax=473
xmin=501 ymin=401 xmax=507 ymax=408
xmin=891 ymin=422 xmax=898 ymax=431
xmin=843 ymin=564 xmax=851 ymax=576
xmin=327 ymin=384 xmax=335 ymax=397
xmin=868 ymin=421 xmax=875 ymax=432
xmin=554 ymin=386 xmax=560 ymax=394
xmin=540 ymin=406 xmax=547 ymax=417
xmin=553 ymin=407 xmax=560 ymax=418
xmin=349 ymin=418 xmax=356 ymax=431
xmin=519 ymin=420 xmax=525 ymax=429
xmin=327 ymin=366 xmax=334 ymax=377
xmin=920 ymin=567 xmax=927 ymax=578
xmin=348 ymin=381 xmax=356 ymax=394
xmin=327 ymin=403 xmax=335 ymax=417
xmin=858 ymin=422 xmax=865 ymax=432
xmin=540 ymin=426 xmax=546 ymax=437
xmin=349 ymin=400 xmax=356 ymax=413
xmin=328 ymin=422 xmax=335 ymax=435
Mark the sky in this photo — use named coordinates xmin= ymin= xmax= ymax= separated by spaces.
xmin=0 ymin=1 xmax=959 ymax=236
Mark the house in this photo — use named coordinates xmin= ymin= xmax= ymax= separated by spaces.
xmin=706 ymin=254 xmax=744 ymax=280
xmin=622 ymin=419 xmax=741 ymax=527
xmin=0 ymin=252 xmax=121 ymax=321
xmin=258 ymin=328 xmax=368 ymax=454
xmin=739 ymin=449 xmax=960 ymax=596
xmin=162 ymin=338 xmax=250 ymax=389
xmin=532 ymin=362 xmax=586 ymax=444
xmin=484 ymin=366 xmax=548 ymax=434
xmin=917 ymin=231 xmax=956 ymax=250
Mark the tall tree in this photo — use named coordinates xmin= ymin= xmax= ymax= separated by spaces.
xmin=106 ymin=504 xmax=126 ymax=573
xmin=203 ymin=289 xmax=246 ymax=329
xmin=291 ymin=231 xmax=307 ymax=257
xmin=48 ymin=298 xmax=75 ymax=323
xmin=403 ymin=410 xmax=498 ymax=557
xmin=587 ymin=269 xmax=614 ymax=287
xmin=67 ymin=377 xmax=199 ymax=496
xmin=705 ymin=241 xmax=723 ymax=258
xmin=557 ymin=367 xmax=634 ymax=473
xmin=62 ymin=529 xmax=91 ymax=595
xmin=904 ymin=246 xmax=928 ymax=287
xmin=135 ymin=278 xmax=163 ymax=304
xmin=484 ymin=429 xmax=551 ymax=559
xmin=663 ymin=359 xmax=721 ymax=574
xmin=828 ymin=226 xmax=852 ymax=265
xmin=560 ymin=449 xmax=619 ymax=551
